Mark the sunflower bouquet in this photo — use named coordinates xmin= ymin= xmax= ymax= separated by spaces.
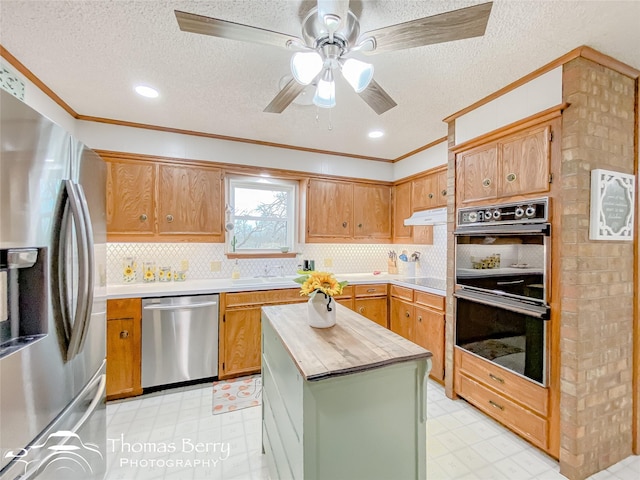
xmin=294 ymin=271 xmax=348 ymax=311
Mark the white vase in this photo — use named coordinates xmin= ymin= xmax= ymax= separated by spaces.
xmin=307 ymin=293 xmax=337 ymax=328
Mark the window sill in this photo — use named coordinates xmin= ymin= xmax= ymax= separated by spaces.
xmin=225 ymin=252 xmax=298 ymax=259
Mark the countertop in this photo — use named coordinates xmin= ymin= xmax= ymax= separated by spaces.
xmin=106 ymin=273 xmax=447 ymax=299
xmin=262 ymin=303 xmax=432 ymax=381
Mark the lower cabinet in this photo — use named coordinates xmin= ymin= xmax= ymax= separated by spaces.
xmin=106 ymin=298 xmax=142 ymax=400
xmin=390 ymin=286 xmax=446 ymax=382
xmin=219 ymin=289 xmax=305 ymax=379
xmin=454 ymin=347 xmax=549 ymax=451
xmin=353 ymin=284 xmax=388 ymax=328
xmin=262 ymin=314 xmax=427 ymax=480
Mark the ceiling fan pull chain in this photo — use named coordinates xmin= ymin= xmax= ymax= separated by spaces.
xmin=328 ymin=109 xmax=333 ymax=131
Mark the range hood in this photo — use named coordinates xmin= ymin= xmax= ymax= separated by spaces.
xmin=404 ymin=207 xmax=448 ymax=226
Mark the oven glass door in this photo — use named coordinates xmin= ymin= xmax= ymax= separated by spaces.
xmin=455 ymin=225 xmax=549 ymax=304
xmin=455 ymin=296 xmax=548 ymax=386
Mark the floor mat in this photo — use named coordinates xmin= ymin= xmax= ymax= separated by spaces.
xmin=212 ymin=374 xmax=262 ymax=414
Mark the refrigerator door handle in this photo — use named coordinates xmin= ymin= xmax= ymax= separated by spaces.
xmin=65 ymin=180 xmax=92 ymax=360
xmin=69 ymin=373 xmax=105 ymax=436
xmin=51 ymin=181 xmax=73 ymax=359
xmin=72 ymin=183 xmax=95 ymax=356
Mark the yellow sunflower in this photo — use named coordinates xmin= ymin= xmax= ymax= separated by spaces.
xmin=296 ymin=271 xmax=347 ymax=298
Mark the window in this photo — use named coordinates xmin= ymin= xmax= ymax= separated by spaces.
xmin=227 ymin=176 xmax=297 ymax=253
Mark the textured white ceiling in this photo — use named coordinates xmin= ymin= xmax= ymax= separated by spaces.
xmin=1 ymin=0 xmax=639 ymax=161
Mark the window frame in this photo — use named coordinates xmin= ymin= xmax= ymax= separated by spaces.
xmin=226 ymin=175 xmax=298 ymax=255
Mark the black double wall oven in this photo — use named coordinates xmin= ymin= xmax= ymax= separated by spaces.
xmin=454 ymin=198 xmax=551 ymax=386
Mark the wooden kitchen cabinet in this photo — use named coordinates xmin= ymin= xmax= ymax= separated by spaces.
xmin=389 ymin=285 xmax=446 ymax=382
xmin=106 ymin=298 xmax=142 ymax=400
xmin=390 ymin=297 xmax=414 ymax=340
xmin=498 ymin=124 xmax=551 ymax=198
xmin=220 ymin=307 xmax=262 ymax=379
xmin=392 ymin=181 xmax=413 ymax=242
xmin=412 ymin=168 xmax=447 ymax=211
xmin=306 ymin=179 xmax=391 ymax=243
xmin=219 ymin=288 xmax=306 ymax=379
xmin=353 ymin=184 xmax=391 ymax=239
xmin=157 ymin=164 xmax=223 ymax=236
xmin=103 ymin=154 xmax=224 ymax=242
xmin=106 ymin=160 xmax=155 ymax=236
xmin=354 ymin=284 xmax=388 ymax=328
xmin=455 ymin=121 xmax=552 ymax=205
xmin=454 ymin=347 xmax=550 ymax=451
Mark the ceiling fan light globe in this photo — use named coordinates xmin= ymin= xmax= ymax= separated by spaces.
xmin=291 ymin=51 xmax=323 ymax=85
xmin=313 ymin=69 xmax=336 ymax=108
xmin=341 ymin=58 xmax=374 ymax=93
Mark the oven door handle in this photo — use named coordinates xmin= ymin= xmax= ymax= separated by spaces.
xmin=496 ymin=280 xmax=525 ymax=286
xmin=454 ymin=289 xmax=550 ymax=319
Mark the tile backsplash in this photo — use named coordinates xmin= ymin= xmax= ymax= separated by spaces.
xmin=106 ymin=225 xmax=447 ymax=285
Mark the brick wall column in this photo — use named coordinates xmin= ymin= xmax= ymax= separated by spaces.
xmin=559 ymin=57 xmax=637 ymax=479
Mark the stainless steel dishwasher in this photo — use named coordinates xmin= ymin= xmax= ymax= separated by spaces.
xmin=141 ymin=294 xmax=218 ymax=388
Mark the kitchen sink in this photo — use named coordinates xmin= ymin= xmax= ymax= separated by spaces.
xmin=231 ymin=275 xmax=298 ymax=285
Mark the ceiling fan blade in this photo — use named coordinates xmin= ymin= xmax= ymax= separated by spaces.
xmin=360 ymin=2 xmax=493 ymax=54
xmin=264 ymin=78 xmax=308 ymax=113
xmin=358 ymin=80 xmax=397 ymax=115
xmin=175 ymin=10 xmax=302 ymax=49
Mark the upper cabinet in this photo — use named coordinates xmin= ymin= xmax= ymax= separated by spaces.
xmin=306 ymin=179 xmax=391 ymax=243
xmin=392 ymin=166 xmax=447 ymax=244
xmin=104 ymin=154 xmax=224 ymax=242
xmin=455 ymin=122 xmax=552 ymax=206
xmin=412 ymin=168 xmax=447 ymax=211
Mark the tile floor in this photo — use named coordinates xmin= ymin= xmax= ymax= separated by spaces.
xmin=105 ymin=379 xmax=640 ymax=480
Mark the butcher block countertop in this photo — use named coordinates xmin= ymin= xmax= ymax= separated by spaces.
xmin=262 ymin=302 xmax=432 ymax=382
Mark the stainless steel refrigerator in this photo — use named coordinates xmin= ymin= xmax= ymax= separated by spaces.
xmin=0 ymin=89 xmax=107 ymax=479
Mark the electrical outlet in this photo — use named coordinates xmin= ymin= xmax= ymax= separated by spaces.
xmin=210 ymin=261 xmax=221 ymax=272
xmin=324 ymin=258 xmax=333 ymax=267
xmin=181 ymin=260 xmax=189 ymax=271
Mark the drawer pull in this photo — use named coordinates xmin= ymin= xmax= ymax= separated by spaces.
xmin=482 ymin=178 xmax=491 ymax=188
xmin=139 ymin=214 xmax=148 ymax=222
xmin=366 ymin=288 xmax=376 ymax=293
xmin=428 ymin=193 xmax=434 ymax=199
xmin=358 ymin=307 xmax=365 ymax=314
xmin=166 ymin=214 xmax=174 ymax=223
xmin=489 ymin=373 xmax=505 ymax=384
xmin=119 ymin=330 xmax=129 ymax=339
xmin=405 ymin=311 xmax=410 ymax=318
xmin=489 ymin=400 xmax=504 ymax=411
xmin=342 ymin=221 xmax=348 ymax=228
xmin=506 ymin=173 xmax=517 ymax=183
xmin=418 ymin=316 xmax=422 ymax=322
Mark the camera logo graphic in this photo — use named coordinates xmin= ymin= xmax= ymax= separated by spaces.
xmin=4 ymin=430 xmax=103 ymax=479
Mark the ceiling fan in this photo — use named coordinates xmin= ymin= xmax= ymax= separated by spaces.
xmin=175 ymin=1 xmax=493 ymax=115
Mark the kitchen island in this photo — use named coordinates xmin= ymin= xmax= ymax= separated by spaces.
xmin=261 ymin=303 xmax=432 ymax=480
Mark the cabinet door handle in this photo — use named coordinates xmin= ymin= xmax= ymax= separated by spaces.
xmin=139 ymin=214 xmax=148 ymax=222
xmin=342 ymin=221 xmax=348 ymax=228
xmin=166 ymin=214 xmax=174 ymax=223
xmin=418 ymin=316 xmax=422 ymax=322
xmin=405 ymin=311 xmax=410 ymax=318
xmin=489 ymin=373 xmax=505 ymax=384
xmin=119 ymin=330 xmax=129 ymax=339
xmin=506 ymin=173 xmax=517 ymax=182
xmin=358 ymin=223 xmax=363 ymax=228
xmin=489 ymin=400 xmax=504 ymax=411
xmin=428 ymin=193 xmax=434 ymax=199
xmin=441 ymin=189 xmax=447 ymax=196
xmin=482 ymin=178 xmax=491 ymax=188
xmin=358 ymin=307 xmax=365 ymax=314
xmin=366 ymin=288 xmax=376 ymax=293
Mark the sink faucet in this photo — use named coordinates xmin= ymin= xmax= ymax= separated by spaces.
xmin=262 ymin=265 xmax=283 ymax=277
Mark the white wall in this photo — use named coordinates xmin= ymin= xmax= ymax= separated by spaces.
xmin=454 ymin=66 xmax=563 ymax=145
xmin=75 ymin=120 xmax=395 ymax=181
xmin=392 ymin=141 xmax=448 ymax=181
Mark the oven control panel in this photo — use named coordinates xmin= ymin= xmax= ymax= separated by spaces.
xmin=457 ymin=197 xmax=549 ymax=226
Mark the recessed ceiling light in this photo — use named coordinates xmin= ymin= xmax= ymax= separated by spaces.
xmin=135 ymin=85 xmax=159 ymax=98
xmin=368 ymin=130 xmax=384 ymax=139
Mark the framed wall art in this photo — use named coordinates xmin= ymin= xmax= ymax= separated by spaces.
xmin=589 ymin=169 xmax=635 ymax=241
